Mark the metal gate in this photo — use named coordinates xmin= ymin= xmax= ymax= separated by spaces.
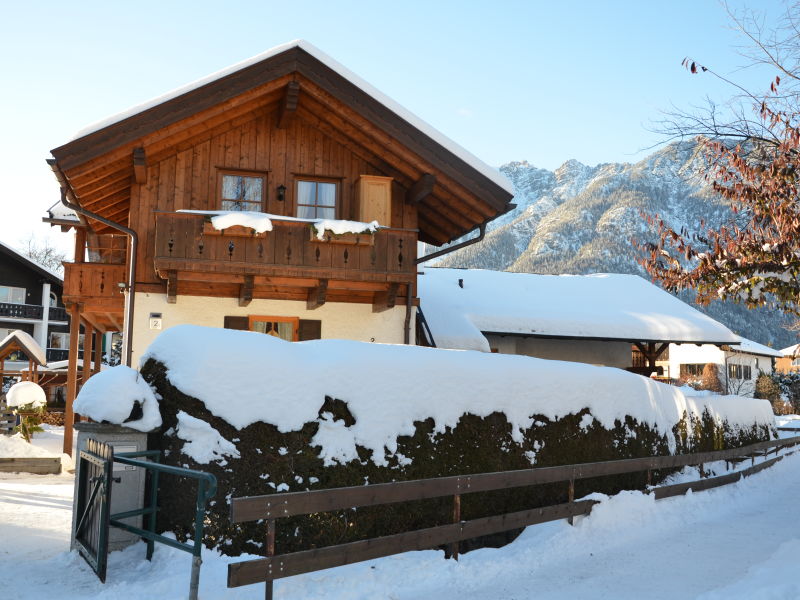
xmin=73 ymin=439 xmax=115 ymax=582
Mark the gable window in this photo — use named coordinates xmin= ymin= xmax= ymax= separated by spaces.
xmin=0 ymin=286 xmax=26 ymax=304
xmin=248 ymin=316 xmax=299 ymax=342
xmin=296 ymin=179 xmax=337 ymax=219
xmin=219 ymin=171 xmax=266 ymax=212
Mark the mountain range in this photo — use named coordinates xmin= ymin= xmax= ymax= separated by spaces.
xmin=432 ymin=140 xmax=796 ymax=349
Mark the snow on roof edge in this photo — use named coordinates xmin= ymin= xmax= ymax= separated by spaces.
xmin=0 ymin=239 xmax=63 ymax=283
xmin=0 ymin=330 xmax=48 ymax=366
xmin=730 ymin=337 xmax=783 ymax=358
xmin=68 ymin=40 xmax=513 ymax=195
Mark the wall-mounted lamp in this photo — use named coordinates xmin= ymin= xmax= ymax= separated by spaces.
xmin=277 ymin=184 xmax=286 ymax=202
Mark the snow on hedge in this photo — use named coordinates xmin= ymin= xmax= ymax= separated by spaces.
xmin=418 ymin=268 xmax=741 ymax=352
xmin=5 ymin=381 xmax=46 ymax=409
xmin=174 ymin=411 xmax=239 ymax=464
xmin=74 ymin=366 xmax=161 ymax=432
xmin=141 ymin=325 xmax=773 ymax=465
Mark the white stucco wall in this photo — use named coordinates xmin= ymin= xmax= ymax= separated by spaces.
xmin=130 ymin=292 xmax=412 ymax=367
xmin=484 ymin=334 xmax=631 ymax=368
xmin=666 ymin=343 xmax=774 ymax=397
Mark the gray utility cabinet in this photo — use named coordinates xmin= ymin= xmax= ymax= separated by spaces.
xmin=71 ymin=422 xmax=149 ymax=552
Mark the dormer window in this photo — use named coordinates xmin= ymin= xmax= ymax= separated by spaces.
xmin=296 ymin=179 xmax=337 ymax=219
xmin=219 ymin=171 xmax=266 ymax=212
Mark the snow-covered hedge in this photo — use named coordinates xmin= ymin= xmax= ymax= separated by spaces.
xmin=131 ymin=326 xmax=773 ymax=556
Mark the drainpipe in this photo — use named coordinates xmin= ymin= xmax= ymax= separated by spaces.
xmin=415 ymin=203 xmax=516 ymax=265
xmin=47 ymin=159 xmax=137 ymax=368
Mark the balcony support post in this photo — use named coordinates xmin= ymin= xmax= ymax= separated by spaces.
xmin=63 ymin=302 xmax=82 ymax=456
xmin=93 ymin=332 xmax=103 ymax=376
xmin=38 ymin=282 xmax=51 ymax=350
xmin=239 ymin=275 xmax=254 ymax=307
xmin=372 ymin=282 xmax=399 ymax=313
xmin=82 ymin=320 xmax=94 ymax=387
xmin=306 ymin=279 xmax=328 ymax=310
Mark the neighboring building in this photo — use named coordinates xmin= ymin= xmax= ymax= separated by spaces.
xmin=418 ymin=268 xmax=741 ymax=376
xmin=45 ymin=41 xmax=515 ymax=452
xmin=664 ymin=338 xmax=781 ymax=397
xmin=776 ymin=344 xmax=800 ymax=374
xmin=0 ymin=239 xmax=70 ymax=366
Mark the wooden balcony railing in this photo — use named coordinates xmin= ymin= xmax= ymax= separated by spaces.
xmin=0 ymin=303 xmax=69 ymax=322
xmin=62 ymin=263 xmax=126 ymax=310
xmin=154 ymin=212 xmax=417 ymax=284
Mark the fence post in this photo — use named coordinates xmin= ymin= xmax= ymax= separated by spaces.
xmin=567 ymin=479 xmax=575 ymax=526
xmin=698 ymin=463 xmax=706 ymax=478
xmin=265 ymin=518 xmax=276 ymax=600
xmin=451 ymin=493 xmax=461 ymax=560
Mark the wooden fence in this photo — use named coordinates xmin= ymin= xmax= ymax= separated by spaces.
xmin=227 ymin=434 xmax=800 ymax=597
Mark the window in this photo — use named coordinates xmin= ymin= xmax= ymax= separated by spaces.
xmin=219 ymin=171 xmax=266 ymax=212
xmin=680 ymin=363 xmax=706 ymax=378
xmin=48 ymin=332 xmax=84 ymax=350
xmin=296 ymin=179 xmax=337 ymax=219
xmin=727 ymin=364 xmax=752 ymax=380
xmin=0 ymin=285 xmax=26 ymax=304
xmin=248 ymin=316 xmax=299 ymax=342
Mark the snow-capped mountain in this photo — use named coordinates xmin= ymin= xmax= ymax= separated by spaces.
xmin=435 ymin=140 xmax=796 ymax=349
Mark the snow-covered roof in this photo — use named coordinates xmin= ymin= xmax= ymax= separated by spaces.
xmin=0 ymin=330 xmax=48 ymax=366
xmin=780 ymin=343 xmax=799 ymax=357
xmin=730 ymin=338 xmax=783 ymax=358
xmin=0 ymin=239 xmax=63 ymax=283
xmin=45 ymin=200 xmax=79 ymax=222
xmin=418 ymin=268 xmax=741 ymax=352
xmin=71 ymin=40 xmax=512 ymax=195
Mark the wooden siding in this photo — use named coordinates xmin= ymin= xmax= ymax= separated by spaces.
xmin=131 ymin=108 xmax=417 ymax=289
xmin=62 ymin=263 xmax=126 ymax=314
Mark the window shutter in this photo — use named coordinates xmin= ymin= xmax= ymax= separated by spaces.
xmin=223 ymin=316 xmax=249 ymax=330
xmin=298 ymin=319 xmax=322 ymax=341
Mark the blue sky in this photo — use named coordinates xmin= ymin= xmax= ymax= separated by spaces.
xmin=0 ymin=0 xmax=784 ymax=254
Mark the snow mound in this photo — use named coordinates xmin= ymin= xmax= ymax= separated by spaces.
xmin=142 ymin=325 xmax=774 ymax=466
xmin=5 ymin=381 xmax=46 ymax=409
xmin=74 ymin=366 xmax=162 ymax=432
xmin=175 ymin=411 xmax=239 ymax=464
xmin=0 ymin=433 xmax=56 ymax=457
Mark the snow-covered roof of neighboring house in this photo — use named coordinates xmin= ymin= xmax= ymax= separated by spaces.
xmin=0 ymin=330 xmax=48 ymax=366
xmin=729 ymin=338 xmax=783 ymax=358
xmin=67 ymin=40 xmax=512 ymax=196
xmin=418 ymin=268 xmax=741 ymax=352
xmin=0 ymin=239 xmax=62 ymax=284
xmin=780 ymin=343 xmax=799 ymax=357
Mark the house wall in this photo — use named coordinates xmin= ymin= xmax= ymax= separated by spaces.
xmin=130 ymin=292 xmax=412 ymax=366
xmin=666 ymin=343 xmax=774 ymax=397
xmin=484 ymin=334 xmax=631 ymax=368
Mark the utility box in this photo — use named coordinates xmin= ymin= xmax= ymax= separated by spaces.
xmin=71 ymin=422 xmax=149 ymax=552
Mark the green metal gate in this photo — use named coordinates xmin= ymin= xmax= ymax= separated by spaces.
xmin=74 ymin=438 xmax=115 ymax=583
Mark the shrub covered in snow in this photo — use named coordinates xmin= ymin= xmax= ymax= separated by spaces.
xmin=137 ymin=326 xmax=774 ymax=556
xmin=74 ymin=366 xmax=162 ymax=432
xmin=5 ymin=381 xmax=47 ymax=442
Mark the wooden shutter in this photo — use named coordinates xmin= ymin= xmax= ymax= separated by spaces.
xmin=298 ymin=319 xmax=322 ymax=341
xmin=357 ymin=175 xmax=392 ymax=225
xmin=223 ymin=316 xmax=249 ymax=330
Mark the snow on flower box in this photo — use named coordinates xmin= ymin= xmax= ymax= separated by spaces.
xmin=309 ymin=219 xmax=380 ymax=246
xmin=201 ymin=222 xmax=268 ymax=238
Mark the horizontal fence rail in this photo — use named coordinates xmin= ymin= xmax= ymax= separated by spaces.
xmin=228 ymin=434 xmax=800 ymax=595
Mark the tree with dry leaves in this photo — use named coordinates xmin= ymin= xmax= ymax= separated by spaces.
xmin=640 ymin=4 xmax=800 ymax=313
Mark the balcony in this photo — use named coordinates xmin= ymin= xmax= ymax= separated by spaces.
xmin=0 ymin=302 xmax=43 ymax=320
xmin=153 ymin=212 xmax=417 ymax=303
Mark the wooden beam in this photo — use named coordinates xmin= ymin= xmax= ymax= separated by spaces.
xmin=372 ymin=283 xmax=399 ymax=313
xmin=64 ymin=303 xmax=81 ymax=456
xmin=306 ymin=279 xmax=328 ymax=310
xmin=239 ymin=275 xmax=254 ymax=307
xmin=277 ymin=81 xmax=300 ymax=129
xmin=406 ymin=173 xmax=436 ymax=205
xmin=93 ymin=330 xmax=103 ymax=376
xmin=133 ymin=147 xmax=147 ymax=184
xmin=167 ymin=270 xmax=178 ymax=304
xmin=82 ymin=321 xmax=94 ymax=387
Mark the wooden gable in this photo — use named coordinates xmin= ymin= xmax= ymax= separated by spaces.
xmin=50 ymin=44 xmax=514 ymax=248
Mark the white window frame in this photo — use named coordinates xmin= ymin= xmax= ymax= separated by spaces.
xmin=0 ymin=285 xmax=26 ymax=304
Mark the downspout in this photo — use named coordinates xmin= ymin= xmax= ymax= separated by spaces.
xmin=47 ymin=159 xmax=138 ymax=368
xmin=414 ymin=203 xmax=516 ymax=265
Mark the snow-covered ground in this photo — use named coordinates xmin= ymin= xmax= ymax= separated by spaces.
xmin=2 ymin=427 xmax=800 ymax=599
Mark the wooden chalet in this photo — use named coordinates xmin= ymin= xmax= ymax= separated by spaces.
xmin=47 ymin=40 xmax=515 ymax=453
